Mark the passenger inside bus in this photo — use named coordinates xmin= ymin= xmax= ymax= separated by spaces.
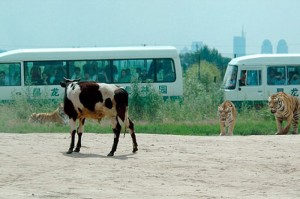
xmin=239 ymin=70 xmax=246 ymax=86
xmin=98 ymin=67 xmax=109 ymax=83
xmin=71 ymin=67 xmax=82 ymax=79
xmin=0 ymin=71 xmax=9 ymax=86
xmin=289 ymin=71 xmax=300 ymax=85
xmin=30 ymin=65 xmax=42 ymax=85
xmin=118 ymin=69 xmax=131 ymax=83
xmin=40 ymin=72 xmax=49 ymax=85
xmin=271 ymin=72 xmax=285 ymax=85
xmin=105 ymin=62 xmax=118 ymax=82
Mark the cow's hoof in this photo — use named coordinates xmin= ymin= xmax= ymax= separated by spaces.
xmin=66 ymin=149 xmax=73 ymax=154
xmin=133 ymin=148 xmax=138 ymax=153
xmin=74 ymin=148 xmax=80 ymax=153
xmin=107 ymin=152 xmax=114 ymax=156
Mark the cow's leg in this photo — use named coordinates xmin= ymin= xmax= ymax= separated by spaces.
xmin=74 ymin=118 xmax=85 ymax=152
xmin=108 ymin=117 xmax=121 ymax=156
xmin=67 ymin=119 xmax=77 ymax=154
xmin=128 ymin=118 xmax=138 ymax=153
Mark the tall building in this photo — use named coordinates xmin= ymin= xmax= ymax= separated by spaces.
xmin=233 ymin=29 xmax=246 ymax=57
xmin=261 ymin=39 xmax=273 ymax=54
xmin=276 ymin=39 xmax=288 ymax=53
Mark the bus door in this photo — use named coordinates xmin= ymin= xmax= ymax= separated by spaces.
xmin=237 ymin=68 xmax=264 ymax=101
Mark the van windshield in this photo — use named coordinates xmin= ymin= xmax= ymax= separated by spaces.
xmin=222 ymin=65 xmax=238 ymax=89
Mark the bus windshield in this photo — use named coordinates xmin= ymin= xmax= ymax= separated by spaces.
xmin=222 ymin=65 xmax=238 ymax=89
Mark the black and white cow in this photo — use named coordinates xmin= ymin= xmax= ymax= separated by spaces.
xmin=60 ymin=78 xmax=138 ymax=156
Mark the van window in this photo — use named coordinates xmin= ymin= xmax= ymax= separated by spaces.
xmin=0 ymin=63 xmax=21 ymax=86
xmin=267 ymin=66 xmax=286 ymax=85
xmin=238 ymin=69 xmax=261 ymax=86
xmin=287 ymin=66 xmax=300 ymax=85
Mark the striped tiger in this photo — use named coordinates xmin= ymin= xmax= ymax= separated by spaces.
xmin=268 ymin=92 xmax=300 ymax=135
xmin=28 ymin=103 xmax=68 ymax=125
xmin=218 ymin=100 xmax=237 ymax=136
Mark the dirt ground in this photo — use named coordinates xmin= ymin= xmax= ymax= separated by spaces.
xmin=1 ymin=133 xmax=300 ymax=199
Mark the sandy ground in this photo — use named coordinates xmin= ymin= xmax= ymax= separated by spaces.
xmin=1 ymin=133 xmax=300 ymax=199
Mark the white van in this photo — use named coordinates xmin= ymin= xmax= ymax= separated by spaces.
xmin=222 ymin=54 xmax=300 ymax=105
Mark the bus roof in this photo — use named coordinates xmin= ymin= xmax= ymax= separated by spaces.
xmin=229 ymin=54 xmax=300 ymax=66
xmin=0 ymin=46 xmax=178 ymax=62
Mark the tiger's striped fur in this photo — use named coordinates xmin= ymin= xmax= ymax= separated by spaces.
xmin=28 ymin=103 xmax=68 ymax=125
xmin=218 ymin=100 xmax=237 ymax=136
xmin=268 ymin=92 xmax=300 ymax=135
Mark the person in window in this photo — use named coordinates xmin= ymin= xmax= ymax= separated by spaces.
xmin=30 ymin=65 xmax=42 ymax=85
xmin=239 ymin=70 xmax=246 ymax=86
xmin=71 ymin=67 xmax=82 ymax=80
xmin=163 ymin=65 xmax=175 ymax=82
xmin=271 ymin=72 xmax=285 ymax=85
xmin=105 ymin=62 xmax=118 ymax=82
xmin=118 ymin=69 xmax=130 ymax=83
xmin=55 ymin=64 xmax=67 ymax=84
xmin=48 ymin=68 xmax=57 ymax=85
xmin=39 ymin=72 xmax=49 ymax=85
xmin=98 ymin=67 xmax=109 ymax=83
xmin=0 ymin=71 xmax=9 ymax=86
xmin=268 ymin=69 xmax=276 ymax=85
xmin=290 ymin=71 xmax=300 ymax=85
xmin=82 ymin=72 xmax=93 ymax=81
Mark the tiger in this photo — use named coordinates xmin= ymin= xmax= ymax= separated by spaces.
xmin=218 ymin=100 xmax=237 ymax=136
xmin=268 ymin=92 xmax=300 ymax=135
xmin=28 ymin=103 xmax=68 ymax=125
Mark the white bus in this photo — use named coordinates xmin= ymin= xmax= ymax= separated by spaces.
xmin=0 ymin=46 xmax=183 ymax=101
xmin=222 ymin=54 xmax=300 ymax=105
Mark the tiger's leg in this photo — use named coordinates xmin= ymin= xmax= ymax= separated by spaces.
xmin=128 ymin=118 xmax=138 ymax=153
xmin=228 ymin=119 xmax=236 ymax=136
xmin=275 ymin=117 xmax=284 ymax=135
xmin=67 ymin=119 xmax=77 ymax=154
xmin=219 ymin=121 xmax=226 ymax=136
xmin=282 ymin=116 xmax=293 ymax=135
xmin=292 ymin=113 xmax=299 ymax=134
xmin=74 ymin=118 xmax=85 ymax=152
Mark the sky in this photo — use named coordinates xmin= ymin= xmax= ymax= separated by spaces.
xmin=0 ymin=0 xmax=300 ymax=58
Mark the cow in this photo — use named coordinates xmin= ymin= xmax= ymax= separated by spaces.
xmin=60 ymin=78 xmax=138 ymax=156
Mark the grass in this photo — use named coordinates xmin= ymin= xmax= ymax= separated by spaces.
xmin=0 ymin=106 xmax=278 ymax=136
xmin=0 ymin=71 xmax=280 ymax=136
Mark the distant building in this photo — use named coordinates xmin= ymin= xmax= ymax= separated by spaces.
xmin=191 ymin=41 xmax=203 ymax=52
xmin=261 ymin=39 xmax=273 ymax=54
xmin=233 ymin=29 xmax=246 ymax=57
xmin=180 ymin=41 xmax=204 ymax=54
xmin=276 ymin=39 xmax=288 ymax=53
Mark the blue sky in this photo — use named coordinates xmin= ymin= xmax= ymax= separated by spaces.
xmin=0 ymin=0 xmax=299 ymax=57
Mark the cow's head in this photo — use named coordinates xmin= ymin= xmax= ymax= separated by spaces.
xmin=60 ymin=77 xmax=81 ymax=88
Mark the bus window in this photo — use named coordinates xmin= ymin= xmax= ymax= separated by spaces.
xmin=267 ymin=66 xmax=286 ymax=85
xmin=287 ymin=66 xmax=300 ymax=85
xmin=25 ymin=61 xmax=66 ymax=85
xmin=0 ymin=63 xmax=21 ymax=86
xmin=244 ymin=70 xmax=262 ymax=86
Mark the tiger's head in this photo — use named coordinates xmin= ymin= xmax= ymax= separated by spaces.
xmin=268 ymin=92 xmax=284 ymax=114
